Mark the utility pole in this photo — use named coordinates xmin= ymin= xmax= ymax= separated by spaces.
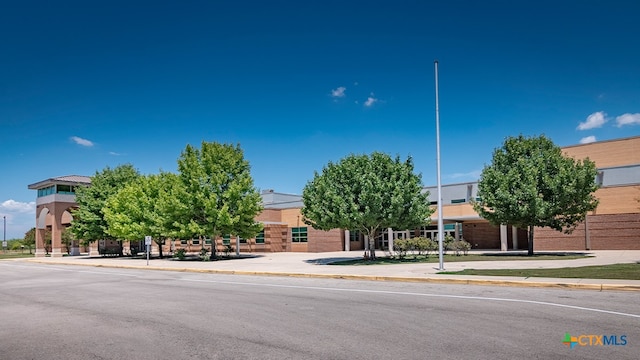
xmin=434 ymin=60 xmax=444 ymax=271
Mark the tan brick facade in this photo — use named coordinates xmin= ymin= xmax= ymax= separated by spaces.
xmin=535 ymin=213 xmax=640 ymax=250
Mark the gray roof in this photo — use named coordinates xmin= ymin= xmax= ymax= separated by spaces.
xmin=261 ymin=190 xmax=303 ymax=209
xmin=28 ymin=175 xmax=92 ymax=190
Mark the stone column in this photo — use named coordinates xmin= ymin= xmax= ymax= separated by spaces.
xmin=364 ymin=235 xmax=369 ymax=251
xmin=50 ymin=207 xmax=63 ymax=257
xmin=89 ymin=241 xmax=100 ymax=256
xmin=454 ymin=222 xmax=460 ymax=241
xmin=35 ymin=227 xmax=46 ymax=257
xmin=387 ymin=228 xmax=394 ymax=253
xmin=500 ymin=224 xmax=508 ymax=252
xmin=344 ymin=230 xmax=350 ymax=251
xmin=511 ymin=226 xmax=518 ymax=250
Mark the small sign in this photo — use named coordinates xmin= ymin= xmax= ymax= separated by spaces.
xmin=145 ymin=236 xmax=152 ymax=246
xmin=2 ymin=241 xmax=6 ymax=248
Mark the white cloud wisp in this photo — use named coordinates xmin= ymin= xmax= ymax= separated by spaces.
xmin=579 ymin=136 xmax=597 ymax=144
xmin=577 ymin=112 xmax=608 ymax=130
xmin=330 ymin=86 xmax=346 ymax=98
xmin=615 ymin=113 xmax=640 ymax=127
xmin=71 ymin=136 xmax=94 ymax=147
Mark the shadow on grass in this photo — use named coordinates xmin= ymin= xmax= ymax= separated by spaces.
xmin=327 ymin=252 xmax=592 ymax=265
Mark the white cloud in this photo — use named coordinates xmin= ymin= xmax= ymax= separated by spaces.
xmin=71 ymin=136 xmax=94 ymax=147
xmin=330 ymin=86 xmax=346 ymax=98
xmin=579 ymin=136 xmax=597 ymax=144
xmin=615 ymin=113 xmax=640 ymax=127
xmin=109 ymin=151 xmax=124 ymax=156
xmin=364 ymin=94 xmax=378 ymax=107
xmin=1 ymin=200 xmax=36 ymax=213
xmin=577 ymin=112 xmax=608 ymax=130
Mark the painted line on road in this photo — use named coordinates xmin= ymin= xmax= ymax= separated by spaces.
xmin=6 ymin=261 xmax=640 ymax=319
xmin=180 ymin=277 xmax=640 ymax=320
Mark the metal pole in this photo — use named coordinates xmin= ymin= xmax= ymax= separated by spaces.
xmin=3 ymin=215 xmax=6 ymax=253
xmin=434 ymin=60 xmax=444 ymax=271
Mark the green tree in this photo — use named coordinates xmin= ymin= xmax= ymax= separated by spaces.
xmin=104 ymin=172 xmax=183 ymax=258
xmin=302 ymin=152 xmax=433 ymax=260
xmin=473 ymin=135 xmax=599 ymax=256
xmin=23 ymin=227 xmax=36 ymax=254
xmin=71 ymin=164 xmax=141 ymax=255
xmin=176 ymin=142 xmax=263 ymax=258
xmin=61 ymin=227 xmax=75 ymax=254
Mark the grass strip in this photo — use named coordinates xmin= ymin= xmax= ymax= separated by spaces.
xmin=438 ymin=263 xmax=640 ymax=280
xmin=330 ymin=253 xmax=588 ymax=265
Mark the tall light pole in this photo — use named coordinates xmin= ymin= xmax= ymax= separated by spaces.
xmin=434 ymin=60 xmax=444 ymax=271
xmin=3 ymin=215 xmax=6 ymax=253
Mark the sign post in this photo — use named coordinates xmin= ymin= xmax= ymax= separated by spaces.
xmin=145 ymin=236 xmax=152 ymax=266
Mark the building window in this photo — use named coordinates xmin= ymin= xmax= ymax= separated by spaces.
xmin=255 ymin=231 xmax=265 ymax=244
xmin=192 ymin=239 xmax=200 ymax=245
xmin=596 ymin=171 xmax=604 ymax=186
xmin=451 ymin=198 xmax=466 ymax=204
xmin=239 ymin=237 xmax=247 ymax=244
xmin=180 ymin=239 xmax=188 ymax=245
xmin=222 ymin=234 xmax=230 ymax=245
xmin=56 ymin=184 xmax=75 ymax=194
xmin=37 ymin=186 xmax=55 ymax=197
xmin=204 ymin=239 xmax=212 ymax=245
xmin=349 ymin=230 xmax=360 ymax=242
xmin=292 ymin=227 xmax=308 ymax=243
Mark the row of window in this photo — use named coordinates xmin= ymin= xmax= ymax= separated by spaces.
xmin=37 ymin=185 xmax=78 ymax=197
xmin=175 ymin=228 xmax=308 ymax=245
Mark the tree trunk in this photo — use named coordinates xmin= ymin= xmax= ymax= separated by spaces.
xmin=528 ymin=225 xmax=534 ymax=256
xmin=369 ymin=236 xmax=376 ymax=260
xmin=157 ymin=239 xmax=164 ymax=259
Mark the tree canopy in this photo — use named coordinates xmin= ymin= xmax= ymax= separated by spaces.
xmin=302 ymin=152 xmax=433 ymax=259
xmin=103 ymin=172 xmax=182 ymax=258
xmin=473 ymin=135 xmax=599 ymax=255
xmin=175 ymin=142 xmax=263 ymax=256
xmin=71 ymin=164 xmax=141 ymax=250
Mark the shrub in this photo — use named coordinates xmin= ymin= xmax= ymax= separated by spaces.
xmin=452 ymin=240 xmax=472 ymax=256
xmin=173 ymin=248 xmax=186 ymax=260
xmin=199 ymin=247 xmax=210 ymax=261
xmin=393 ymin=239 xmax=410 ymax=259
xmin=223 ymin=244 xmax=233 ymax=257
xmin=413 ymin=237 xmax=437 ymax=256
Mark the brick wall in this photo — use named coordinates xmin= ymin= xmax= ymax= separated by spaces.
xmin=535 ymin=213 xmax=640 ymax=250
xmin=307 ymin=228 xmax=343 ymax=252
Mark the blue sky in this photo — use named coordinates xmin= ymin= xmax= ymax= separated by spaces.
xmin=1 ymin=1 xmax=639 ymax=239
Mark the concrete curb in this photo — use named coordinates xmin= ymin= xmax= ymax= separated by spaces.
xmin=24 ymin=259 xmax=640 ymax=292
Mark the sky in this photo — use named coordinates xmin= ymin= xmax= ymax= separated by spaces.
xmin=1 ymin=0 xmax=639 ymax=239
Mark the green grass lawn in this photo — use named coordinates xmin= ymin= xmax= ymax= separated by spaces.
xmin=330 ymin=252 xmax=589 ymax=265
xmin=438 ymin=263 xmax=640 ymax=280
xmin=0 ymin=251 xmax=35 ymax=260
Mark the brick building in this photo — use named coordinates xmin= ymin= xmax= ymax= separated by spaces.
xmin=28 ymin=136 xmax=639 ymax=255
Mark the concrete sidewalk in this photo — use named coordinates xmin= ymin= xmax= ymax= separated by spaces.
xmin=20 ymin=250 xmax=640 ymax=291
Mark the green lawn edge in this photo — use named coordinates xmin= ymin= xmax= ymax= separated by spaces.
xmin=329 ymin=253 xmax=589 ymax=266
xmin=438 ymin=263 xmax=640 ymax=280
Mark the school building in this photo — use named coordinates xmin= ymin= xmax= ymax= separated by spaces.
xmin=28 ymin=136 xmax=640 ymax=256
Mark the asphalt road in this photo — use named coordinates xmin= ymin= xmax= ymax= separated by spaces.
xmin=1 ymin=262 xmax=638 ymax=360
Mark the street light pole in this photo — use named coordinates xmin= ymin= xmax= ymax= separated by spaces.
xmin=3 ymin=215 xmax=6 ymax=253
xmin=434 ymin=60 xmax=444 ymax=271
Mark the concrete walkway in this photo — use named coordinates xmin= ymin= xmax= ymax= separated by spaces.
xmin=20 ymin=250 xmax=640 ymax=291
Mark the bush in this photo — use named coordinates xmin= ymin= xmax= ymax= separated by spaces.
xmin=173 ymin=248 xmax=186 ymax=260
xmin=199 ymin=247 xmax=210 ymax=261
xmin=393 ymin=239 xmax=411 ymax=259
xmin=223 ymin=244 xmax=233 ymax=257
xmin=413 ymin=237 xmax=437 ymax=256
xmin=452 ymin=240 xmax=472 ymax=256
